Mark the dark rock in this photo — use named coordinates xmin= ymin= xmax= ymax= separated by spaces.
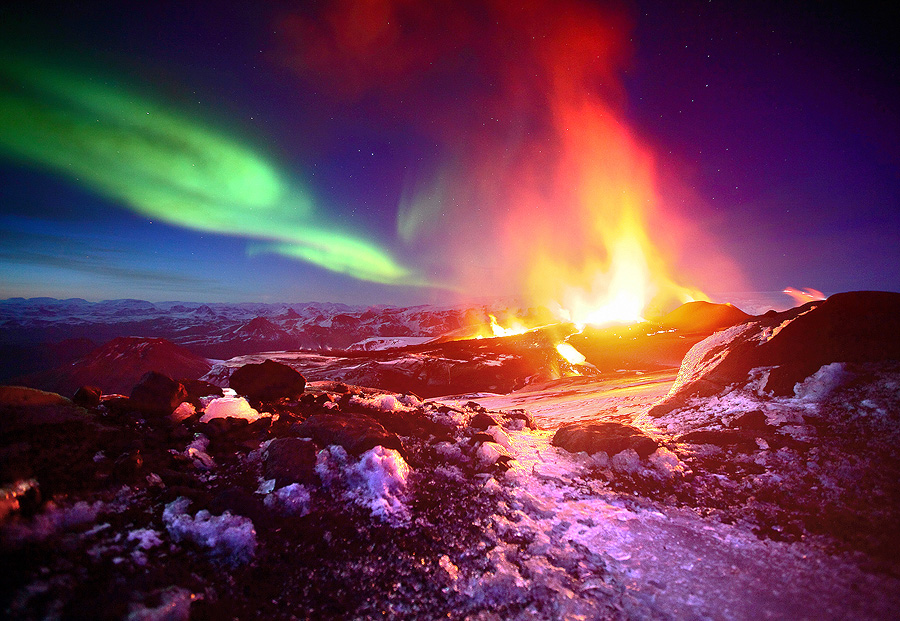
xmin=656 ymin=301 xmax=751 ymax=334
xmin=264 ymin=438 xmax=318 ymax=487
xmin=470 ymin=412 xmax=499 ymax=430
xmin=180 ymin=379 xmax=224 ymax=406
xmin=130 ymin=371 xmax=188 ymax=415
xmin=0 ymin=386 xmax=92 ymax=434
xmin=729 ymin=410 xmax=771 ymax=431
xmin=552 ymin=422 xmax=658 ymax=458
xmin=651 ymin=291 xmax=900 ymax=415
xmin=471 ymin=432 xmax=496 ymax=444
xmin=298 ymin=413 xmax=403 ymax=456
xmin=72 ymin=385 xmax=102 ymax=408
xmin=229 ymin=359 xmax=306 ymax=402
xmin=676 ymin=430 xmax=760 ymax=452
xmin=209 ymin=488 xmax=267 ymax=523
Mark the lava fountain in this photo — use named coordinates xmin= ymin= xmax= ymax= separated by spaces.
xmin=281 ymin=0 xmax=723 ymax=324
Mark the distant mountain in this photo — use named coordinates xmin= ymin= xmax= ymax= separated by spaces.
xmin=14 ymin=337 xmax=212 ymax=396
xmin=0 ymin=299 xmax=472 ymax=378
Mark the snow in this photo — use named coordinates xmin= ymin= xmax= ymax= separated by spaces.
xmin=127 ymin=528 xmax=163 ymax=550
xmin=469 ymin=415 xmax=900 ymax=619
xmin=199 ymin=396 xmax=267 ymax=422
xmin=162 ymin=497 xmax=257 ymax=565
xmin=1 ymin=500 xmax=104 ymax=544
xmin=794 ymin=362 xmax=849 ymax=401
xmin=668 ymin=322 xmax=757 ymax=396
xmin=263 ymin=483 xmax=312 ymax=516
xmin=316 ymin=445 xmax=411 ymax=524
xmin=183 ymin=434 xmax=215 ymax=470
xmin=351 ymin=392 xmax=418 ymax=413
xmin=347 ymin=336 xmax=432 ymax=351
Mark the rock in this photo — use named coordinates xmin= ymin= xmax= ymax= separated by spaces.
xmin=505 ymin=409 xmax=537 ymax=430
xmin=0 ymin=386 xmax=92 ymax=433
xmin=180 ymin=379 xmax=224 ymax=406
xmin=729 ymin=410 xmax=771 ymax=431
xmin=470 ymin=412 xmax=499 ymax=430
xmin=676 ymin=430 xmax=760 ymax=452
xmin=298 ymin=413 xmax=403 ymax=456
xmin=651 ymin=291 xmax=900 ymax=416
xmin=552 ymin=422 xmax=658 ymax=458
xmin=264 ymin=438 xmax=318 ymax=487
xmin=130 ymin=372 xmax=188 ymax=415
xmin=72 ymin=385 xmax=102 ymax=408
xmin=229 ymin=359 xmax=306 ymax=402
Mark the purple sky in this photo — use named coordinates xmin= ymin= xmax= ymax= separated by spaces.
xmin=0 ymin=0 xmax=896 ymax=306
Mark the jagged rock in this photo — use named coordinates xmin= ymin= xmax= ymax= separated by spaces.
xmin=72 ymin=385 xmax=102 ymax=408
xmin=298 ymin=413 xmax=403 ymax=456
xmin=264 ymin=438 xmax=318 ymax=487
xmin=229 ymin=359 xmax=307 ymax=402
xmin=552 ymin=422 xmax=657 ymax=458
xmin=130 ymin=372 xmax=188 ymax=415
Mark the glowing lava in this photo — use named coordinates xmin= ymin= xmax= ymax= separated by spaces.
xmin=784 ymin=287 xmax=826 ymax=305
xmin=555 ymin=342 xmax=586 ymax=365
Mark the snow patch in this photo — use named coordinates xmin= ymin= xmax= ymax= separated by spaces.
xmin=316 ymin=445 xmax=411 ymax=524
xmin=794 ymin=362 xmax=849 ymax=402
xmin=199 ymin=396 xmax=267 ymax=422
xmin=162 ymin=498 xmax=257 ymax=565
xmin=263 ymin=483 xmax=312 ymax=516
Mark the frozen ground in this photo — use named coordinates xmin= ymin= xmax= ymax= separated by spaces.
xmin=438 ymin=373 xmax=900 ymax=619
xmin=3 ymin=364 xmax=898 ymax=618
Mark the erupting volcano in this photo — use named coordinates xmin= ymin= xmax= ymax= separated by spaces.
xmin=282 ymin=0 xmax=722 ymax=325
xmin=1 ymin=1 xmax=898 ymax=619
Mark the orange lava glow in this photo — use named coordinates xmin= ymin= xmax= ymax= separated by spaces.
xmin=783 ymin=287 xmax=826 ymax=305
xmin=281 ymin=1 xmax=733 ymax=325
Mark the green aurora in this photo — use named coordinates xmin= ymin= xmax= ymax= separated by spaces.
xmin=0 ymin=58 xmax=421 ymax=287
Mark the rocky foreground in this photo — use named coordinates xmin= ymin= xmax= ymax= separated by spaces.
xmin=1 ymin=292 xmax=900 ymax=619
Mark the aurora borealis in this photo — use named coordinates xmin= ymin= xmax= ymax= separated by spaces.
xmin=0 ymin=57 xmax=420 ymax=288
xmin=0 ymin=1 xmax=896 ymax=305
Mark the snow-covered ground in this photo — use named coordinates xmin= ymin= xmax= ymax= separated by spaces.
xmin=437 ymin=372 xmax=900 ymax=619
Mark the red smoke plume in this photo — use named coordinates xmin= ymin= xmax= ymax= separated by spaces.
xmin=279 ymin=0 xmax=740 ymax=321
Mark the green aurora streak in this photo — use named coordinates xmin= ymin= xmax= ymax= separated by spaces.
xmin=0 ymin=58 xmax=421 ymax=286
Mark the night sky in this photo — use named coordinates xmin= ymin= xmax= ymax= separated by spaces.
xmin=0 ymin=0 xmax=896 ymax=309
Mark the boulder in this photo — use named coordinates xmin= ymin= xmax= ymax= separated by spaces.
xmin=129 ymin=372 xmax=188 ymax=415
xmin=229 ymin=359 xmax=306 ymax=402
xmin=264 ymin=438 xmax=318 ymax=487
xmin=180 ymin=379 xmax=224 ymax=406
xmin=470 ymin=412 xmax=499 ymax=430
xmin=298 ymin=413 xmax=403 ymax=456
xmin=552 ymin=422 xmax=657 ymax=458
xmin=72 ymin=385 xmax=102 ymax=408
